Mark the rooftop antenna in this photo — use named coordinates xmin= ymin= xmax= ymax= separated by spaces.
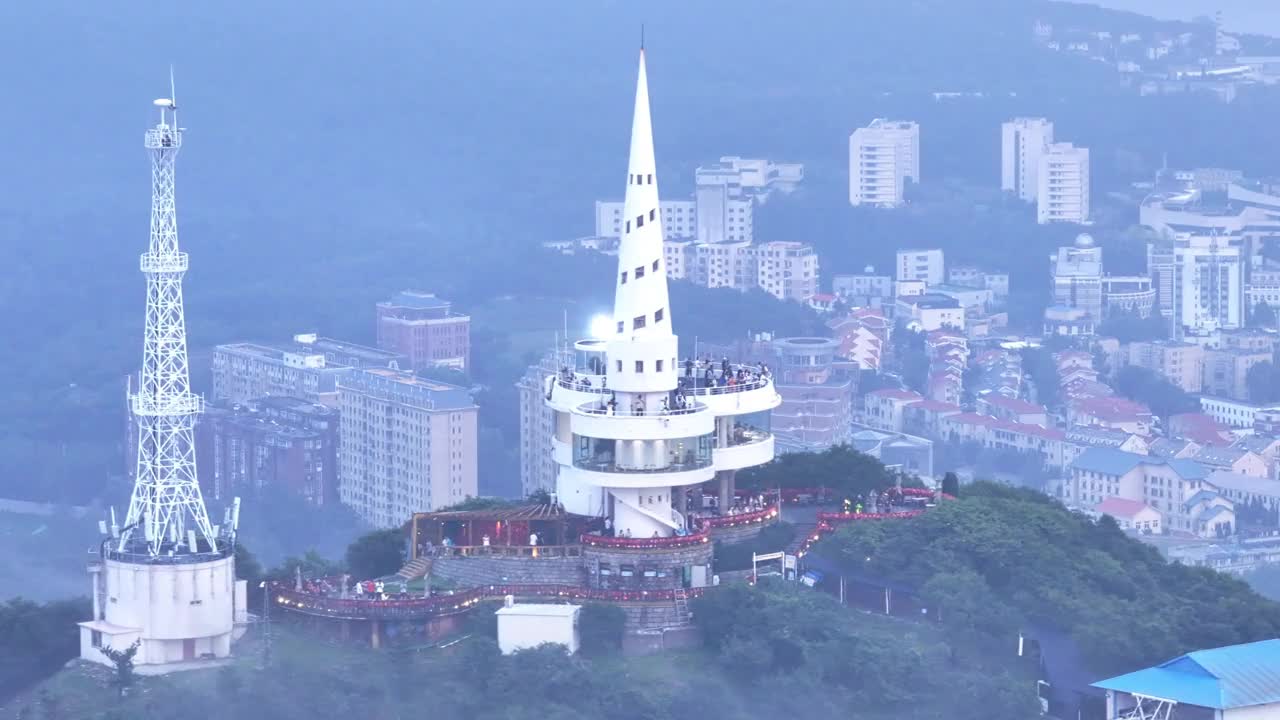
xmin=640 ymin=24 xmax=645 ymax=51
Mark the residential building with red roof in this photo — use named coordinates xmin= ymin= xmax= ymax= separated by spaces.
xmin=1068 ymin=396 xmax=1153 ymax=435
xmin=978 ymin=394 xmax=1049 ymax=427
xmin=863 ymin=388 xmax=924 ymax=432
xmin=1092 ymin=497 xmax=1163 ymax=534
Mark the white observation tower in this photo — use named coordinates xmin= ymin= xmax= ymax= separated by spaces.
xmin=546 ymin=47 xmax=781 ymax=538
xmin=80 ymin=78 xmax=246 ymax=670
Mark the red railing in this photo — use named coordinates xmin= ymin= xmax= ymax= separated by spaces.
xmin=580 ymin=530 xmax=711 ymax=550
xmin=272 ymin=582 xmax=704 ymax=620
xmin=817 ymin=510 xmax=926 ymax=522
xmin=701 ymin=505 xmax=779 ymax=529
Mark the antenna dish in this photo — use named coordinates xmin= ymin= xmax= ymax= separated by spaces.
xmin=153 ymin=98 xmax=174 ymax=108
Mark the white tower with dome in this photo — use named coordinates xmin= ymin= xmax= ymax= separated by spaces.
xmin=545 ymin=47 xmax=781 ymax=539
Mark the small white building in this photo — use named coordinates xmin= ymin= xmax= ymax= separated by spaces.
xmin=495 ymin=601 xmax=581 ymax=655
xmin=896 ymin=248 xmax=944 ymax=285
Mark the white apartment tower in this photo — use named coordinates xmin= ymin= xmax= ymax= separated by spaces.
xmin=1172 ymin=232 xmax=1245 ymax=337
xmin=1037 ymin=143 xmax=1090 ymax=224
xmin=849 ymin=119 xmax=920 ymax=207
xmin=1001 ymin=117 xmax=1054 ymax=202
xmin=546 ymin=49 xmax=780 ymax=538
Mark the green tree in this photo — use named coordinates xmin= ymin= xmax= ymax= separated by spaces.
xmin=577 ymin=603 xmax=627 ymax=657
xmin=1250 ymin=301 xmax=1277 ymax=329
xmin=99 ymin=639 xmax=140 ymax=698
xmin=1097 ymin=309 xmax=1169 ymax=343
xmin=1247 ymin=361 xmax=1280 ymax=404
xmin=0 ymin=597 xmax=90 ymax=700
xmin=1113 ymin=365 xmax=1198 ymax=419
xmin=941 ymin=472 xmax=960 ymax=497
xmin=345 ymin=528 xmax=407 ymax=580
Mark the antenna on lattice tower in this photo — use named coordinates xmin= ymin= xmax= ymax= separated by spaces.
xmin=117 ymin=72 xmax=219 ymax=556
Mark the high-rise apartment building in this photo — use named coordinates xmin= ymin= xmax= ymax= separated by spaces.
xmin=1172 ymin=232 xmax=1245 ymax=337
xmin=594 ymin=197 xmax=752 ymax=244
xmin=1052 ymin=235 xmax=1104 ymax=321
xmin=516 ymin=349 xmax=569 ymax=499
xmin=338 ymin=369 xmax=478 ymax=528
xmin=1037 ymin=143 xmax=1090 ymax=224
xmin=755 ymin=241 xmax=820 ymax=302
xmin=849 ymin=119 xmax=920 ymax=207
xmin=375 ymin=290 xmax=471 ymax=372
xmin=896 ymin=248 xmax=945 ymax=285
xmin=696 ymin=240 xmax=756 ymax=290
xmin=1127 ymin=341 xmax=1204 ymax=393
xmin=197 ymin=397 xmax=339 ymax=506
xmin=212 ymin=335 xmax=405 ymax=406
xmin=1001 ymin=117 xmax=1054 ymax=202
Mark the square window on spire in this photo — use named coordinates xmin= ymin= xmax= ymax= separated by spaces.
xmin=652 ymin=259 xmax=659 ymax=271
xmin=637 ymin=215 xmax=645 ymax=228
xmin=621 ymin=271 xmax=628 ymax=284
xmin=655 ymin=308 xmax=665 ymax=323
xmin=616 ymin=321 xmax=623 ymax=334
xmin=636 ymin=266 xmax=645 ymax=279
xmin=626 ymin=221 xmax=631 ymax=233
xmin=649 ymin=209 xmax=656 ymax=221
xmin=647 ymin=174 xmax=653 ymax=184
xmin=634 ymin=315 xmax=646 ymax=330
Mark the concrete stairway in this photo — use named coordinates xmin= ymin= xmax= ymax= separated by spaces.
xmin=395 ymin=556 xmax=433 ymax=581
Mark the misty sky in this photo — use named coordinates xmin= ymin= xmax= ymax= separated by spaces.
xmin=1091 ymin=0 xmax=1280 ymax=36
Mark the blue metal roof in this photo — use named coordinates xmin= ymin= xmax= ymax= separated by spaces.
xmin=1184 ymin=490 xmax=1221 ymax=509
xmin=1069 ymin=448 xmax=1146 ymax=476
xmin=1093 ymin=639 xmax=1280 ymax=709
xmin=1069 ymin=448 xmax=1208 ymax=481
xmin=1168 ymin=458 xmax=1210 ymax=480
xmin=1200 ymin=506 xmax=1233 ymax=524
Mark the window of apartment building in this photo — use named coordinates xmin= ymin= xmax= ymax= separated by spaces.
xmin=634 ymin=315 xmax=646 ymax=330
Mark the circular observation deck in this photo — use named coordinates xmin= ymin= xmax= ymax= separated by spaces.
xmin=570 ymin=400 xmax=715 ymax=441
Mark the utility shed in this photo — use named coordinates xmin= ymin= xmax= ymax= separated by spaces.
xmin=495 ymin=600 xmax=580 ymax=655
xmin=1093 ymin=638 xmax=1280 ymax=719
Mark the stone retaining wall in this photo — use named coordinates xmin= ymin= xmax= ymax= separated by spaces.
xmin=709 ymin=520 xmax=772 ymax=546
xmin=431 ymin=555 xmax=587 ymax=587
xmin=582 ymin=543 xmax=714 ymax=590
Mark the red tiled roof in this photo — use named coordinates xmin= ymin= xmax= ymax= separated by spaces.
xmin=868 ymin=388 xmax=923 ymax=401
xmin=1094 ymin=496 xmax=1155 ymax=519
xmin=946 ymin=412 xmax=998 ymax=427
xmin=982 ymin=395 xmax=1046 ymax=415
xmin=1072 ymin=395 xmax=1151 ymax=421
xmin=906 ymin=400 xmax=962 ymax=413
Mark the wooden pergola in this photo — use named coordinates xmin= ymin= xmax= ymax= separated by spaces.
xmin=409 ymin=504 xmax=598 ymax=559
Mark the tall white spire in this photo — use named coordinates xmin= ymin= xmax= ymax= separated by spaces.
xmin=606 ymin=48 xmax=678 ymax=395
xmin=611 ymin=48 xmax=672 ymax=343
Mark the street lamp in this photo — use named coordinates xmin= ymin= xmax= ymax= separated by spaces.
xmin=258 ymin=581 xmax=271 ymax=668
